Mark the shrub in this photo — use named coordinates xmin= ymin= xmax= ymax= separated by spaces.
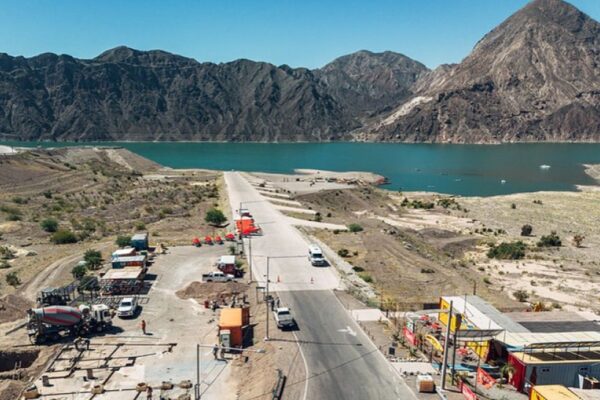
xmin=483 ymin=277 xmax=492 ymax=284
xmin=520 ymin=224 xmax=533 ymax=237
xmin=51 ymin=229 xmax=78 ymax=244
xmin=348 ymin=223 xmax=363 ymax=233
xmin=537 ymin=231 xmax=561 ymax=247
xmin=12 ymin=197 xmax=27 ymax=204
xmin=511 ymin=203 xmax=516 ymax=209
xmin=135 ymin=221 xmax=146 ymax=230
xmin=0 ymin=246 xmax=15 ymax=260
xmin=0 ymin=260 xmax=10 ymax=269
xmin=352 ymin=266 xmax=364 ymax=273
xmin=6 ymin=271 xmax=20 ymax=286
xmin=487 ymin=242 xmax=526 ymax=260
xmin=513 ymin=290 xmax=529 ymax=302
xmin=228 ymin=245 xmax=236 ymax=255
xmin=116 ymin=235 xmax=132 ymax=248
xmin=358 ymin=272 xmax=373 ymax=283
xmin=71 ymin=264 xmax=87 ymax=279
xmin=205 ymin=208 xmax=227 ymax=226
xmin=572 ymin=234 xmax=585 ymax=248
xmin=83 ymin=249 xmax=103 ymax=269
xmin=42 ymin=190 xmax=53 ymax=199
xmin=314 ymin=213 xmax=322 ymax=222
xmin=421 ymin=268 xmax=435 ymax=274
xmin=337 ymin=248 xmax=350 ymax=257
xmin=41 ymin=218 xmax=59 ymax=233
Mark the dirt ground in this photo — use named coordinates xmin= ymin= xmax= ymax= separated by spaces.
xmin=177 ymin=281 xmax=249 ymax=303
xmin=0 ymin=147 xmax=224 ymax=303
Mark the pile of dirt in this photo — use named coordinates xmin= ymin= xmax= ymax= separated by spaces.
xmin=177 ymin=281 xmax=248 ymax=302
xmin=0 ymin=295 xmax=32 ymax=324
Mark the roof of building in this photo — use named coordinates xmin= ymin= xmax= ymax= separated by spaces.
xmin=504 ymin=311 xmax=600 ymax=334
xmin=219 ymin=255 xmax=236 ymax=264
xmin=112 ymin=255 xmax=146 ymax=262
xmin=532 ymin=385 xmax=580 ymax=400
xmin=498 ymin=331 xmax=600 ymax=350
xmin=512 ymin=350 xmax=600 ymax=365
xmin=570 ymin=388 xmax=600 ymax=400
xmin=441 ymin=295 xmax=528 ymax=333
xmin=131 ymin=233 xmax=148 ymax=240
xmin=112 ymin=248 xmax=137 ymax=257
xmin=101 ymin=267 xmax=144 ymax=280
xmin=219 ymin=308 xmax=242 ymax=328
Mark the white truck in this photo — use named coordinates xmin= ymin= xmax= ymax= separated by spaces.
xmin=308 ymin=245 xmax=327 ymax=266
xmin=273 ymin=307 xmax=295 ymax=330
xmin=202 ymin=271 xmax=235 ymax=282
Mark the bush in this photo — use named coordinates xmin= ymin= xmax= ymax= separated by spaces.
xmin=12 ymin=197 xmax=27 ymax=205
xmin=348 ymin=223 xmax=363 ymax=233
xmin=0 ymin=246 xmax=15 ymax=260
xmin=572 ymin=234 xmax=585 ymax=248
xmin=83 ymin=249 xmax=103 ymax=269
xmin=7 ymin=213 xmax=21 ymax=221
xmin=0 ymin=260 xmax=10 ymax=269
xmin=71 ymin=264 xmax=87 ymax=279
xmin=352 ymin=266 xmax=364 ymax=273
xmin=51 ymin=229 xmax=78 ymax=244
xmin=205 ymin=208 xmax=227 ymax=226
xmin=511 ymin=203 xmax=516 ymax=209
xmin=521 ymin=224 xmax=533 ymax=237
xmin=537 ymin=231 xmax=561 ymax=247
xmin=337 ymin=248 xmax=350 ymax=257
xmin=314 ymin=213 xmax=322 ymax=222
xmin=116 ymin=235 xmax=132 ymax=248
xmin=135 ymin=221 xmax=146 ymax=230
xmin=6 ymin=271 xmax=20 ymax=287
xmin=513 ymin=290 xmax=529 ymax=302
xmin=483 ymin=277 xmax=492 ymax=285
xmin=358 ymin=272 xmax=373 ymax=283
xmin=421 ymin=268 xmax=435 ymax=273
xmin=41 ymin=218 xmax=59 ymax=233
xmin=42 ymin=190 xmax=52 ymax=199
xmin=487 ymin=242 xmax=526 ymax=260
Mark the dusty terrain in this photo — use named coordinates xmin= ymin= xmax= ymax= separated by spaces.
xmin=0 ymin=147 xmax=228 ymax=399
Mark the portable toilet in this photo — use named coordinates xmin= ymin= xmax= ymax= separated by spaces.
xmin=131 ymin=233 xmax=149 ymax=251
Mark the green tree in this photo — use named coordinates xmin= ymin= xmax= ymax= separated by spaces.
xmin=520 ymin=224 xmax=533 ymax=237
xmin=116 ymin=235 xmax=132 ymax=248
xmin=41 ymin=218 xmax=59 ymax=233
xmin=348 ymin=223 xmax=364 ymax=233
xmin=84 ymin=249 xmax=103 ymax=270
xmin=51 ymin=229 xmax=78 ymax=244
xmin=6 ymin=271 xmax=20 ymax=287
xmin=513 ymin=290 xmax=529 ymax=302
xmin=205 ymin=208 xmax=227 ymax=226
xmin=71 ymin=264 xmax=87 ymax=279
xmin=537 ymin=231 xmax=561 ymax=247
xmin=487 ymin=242 xmax=526 ymax=260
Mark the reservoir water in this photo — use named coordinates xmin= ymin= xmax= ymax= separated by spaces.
xmin=2 ymin=141 xmax=600 ymax=196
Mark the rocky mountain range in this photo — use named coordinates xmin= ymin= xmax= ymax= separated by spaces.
xmin=0 ymin=0 xmax=599 ymax=142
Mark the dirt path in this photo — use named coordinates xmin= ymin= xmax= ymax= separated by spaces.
xmin=19 ymin=241 xmax=113 ymax=301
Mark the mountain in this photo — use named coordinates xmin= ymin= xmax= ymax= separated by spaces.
xmin=364 ymin=0 xmax=600 ymax=142
xmin=0 ymin=47 xmax=425 ymax=141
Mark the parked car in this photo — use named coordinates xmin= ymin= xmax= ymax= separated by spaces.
xmin=202 ymin=271 xmax=235 ymax=282
xmin=117 ymin=297 xmax=138 ymax=318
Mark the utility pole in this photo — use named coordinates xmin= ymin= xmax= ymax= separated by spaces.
xmin=265 ymin=256 xmax=270 ymax=341
xmin=441 ymin=300 xmax=453 ymax=390
xmin=248 ymin=234 xmax=253 ymax=283
xmin=196 ymin=344 xmax=201 ymax=400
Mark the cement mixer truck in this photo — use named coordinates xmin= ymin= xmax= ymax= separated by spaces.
xmin=27 ymin=304 xmax=112 ymax=344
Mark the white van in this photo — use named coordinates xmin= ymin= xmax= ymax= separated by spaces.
xmin=308 ymin=245 xmax=327 ymax=266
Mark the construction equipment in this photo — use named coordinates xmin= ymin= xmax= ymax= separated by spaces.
xmin=27 ymin=304 xmax=112 ymax=344
xmin=192 ymin=237 xmax=201 ymax=247
xmin=37 ymin=287 xmax=73 ymax=307
xmin=235 ymin=217 xmax=262 ymax=236
xmin=215 ymin=235 xmax=224 ymax=244
xmin=225 ymin=233 xmax=236 ymax=241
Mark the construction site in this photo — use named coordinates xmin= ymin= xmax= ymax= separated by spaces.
xmin=0 ymin=147 xmax=599 ymax=400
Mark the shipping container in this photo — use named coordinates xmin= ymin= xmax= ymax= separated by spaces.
xmin=111 ymin=255 xmax=147 ymax=269
xmin=530 ymin=385 xmax=580 ymax=400
xmin=131 ymin=233 xmax=149 ymax=251
xmin=218 ymin=307 xmax=250 ymax=348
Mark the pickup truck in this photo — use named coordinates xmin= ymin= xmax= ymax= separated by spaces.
xmin=273 ymin=307 xmax=295 ymax=330
xmin=202 ymin=271 xmax=235 ymax=282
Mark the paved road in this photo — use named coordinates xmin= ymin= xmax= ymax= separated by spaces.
xmin=225 ymin=172 xmax=415 ymax=400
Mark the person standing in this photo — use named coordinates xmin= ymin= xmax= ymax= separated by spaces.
xmin=141 ymin=319 xmax=147 ymax=335
xmin=212 ymin=344 xmax=219 ymax=360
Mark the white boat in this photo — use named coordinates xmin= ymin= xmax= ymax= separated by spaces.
xmin=540 ymin=164 xmax=551 ymax=170
xmin=501 ymin=179 xmax=506 ymax=184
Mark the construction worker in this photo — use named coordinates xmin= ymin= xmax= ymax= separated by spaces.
xmin=212 ymin=344 xmax=219 ymax=360
xmin=141 ymin=319 xmax=147 ymax=335
xmin=146 ymin=385 xmax=153 ymax=400
xmin=219 ymin=345 xmax=225 ymax=360
xmin=84 ymin=338 xmax=90 ymax=351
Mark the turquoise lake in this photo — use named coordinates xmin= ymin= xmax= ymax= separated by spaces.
xmin=2 ymin=141 xmax=600 ymax=196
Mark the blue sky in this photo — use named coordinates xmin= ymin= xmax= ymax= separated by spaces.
xmin=0 ymin=0 xmax=598 ymax=69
